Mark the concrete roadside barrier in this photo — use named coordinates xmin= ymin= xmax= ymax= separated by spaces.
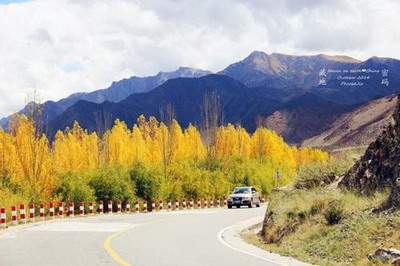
xmin=79 ymin=202 xmax=84 ymax=217
xmin=68 ymin=202 xmax=74 ymax=217
xmin=19 ymin=203 xmax=26 ymax=224
xmin=190 ymin=200 xmax=194 ymax=209
xmin=49 ymin=202 xmax=55 ymax=219
xmin=11 ymin=206 xmax=17 ymax=225
xmin=108 ymin=200 xmax=113 ymax=214
xmin=98 ymin=201 xmax=104 ymax=215
xmin=117 ymin=201 xmax=122 ymax=214
xmin=0 ymin=207 xmax=5 ymax=228
xmin=59 ymin=202 xmax=64 ymax=218
xmin=29 ymin=203 xmax=35 ymax=222
xmin=40 ymin=203 xmax=45 ymax=221
xmin=88 ymin=202 xmax=94 ymax=215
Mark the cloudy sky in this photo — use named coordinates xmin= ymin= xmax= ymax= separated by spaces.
xmin=0 ymin=0 xmax=399 ymax=117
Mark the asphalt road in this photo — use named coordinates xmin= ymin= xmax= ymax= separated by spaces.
xmin=0 ymin=205 xmax=305 ymax=266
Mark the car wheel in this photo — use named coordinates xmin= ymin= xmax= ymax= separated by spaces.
xmin=256 ymin=203 xmax=260 ymax=207
xmin=248 ymin=200 xmax=253 ymax=208
xmin=228 ymin=205 xmax=232 ymax=209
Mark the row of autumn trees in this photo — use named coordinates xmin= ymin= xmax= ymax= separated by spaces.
xmin=0 ymin=114 xmax=329 ymax=207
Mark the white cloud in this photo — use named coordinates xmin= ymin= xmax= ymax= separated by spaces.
xmin=0 ymin=0 xmax=399 ymax=116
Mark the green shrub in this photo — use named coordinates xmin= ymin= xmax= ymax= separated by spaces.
xmin=309 ymin=198 xmax=325 ymax=215
xmin=56 ymin=172 xmax=95 ymax=204
xmin=298 ymin=211 xmax=307 ymax=221
xmin=129 ymin=163 xmax=161 ymax=201
xmin=324 ymin=203 xmax=344 ymax=225
xmin=89 ymin=166 xmax=134 ymax=203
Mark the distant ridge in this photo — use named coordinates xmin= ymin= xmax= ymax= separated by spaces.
xmin=302 ymin=95 xmax=397 ymax=150
xmin=0 ymin=67 xmax=211 ymax=129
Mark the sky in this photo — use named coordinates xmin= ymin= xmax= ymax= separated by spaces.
xmin=0 ymin=0 xmax=399 ymax=117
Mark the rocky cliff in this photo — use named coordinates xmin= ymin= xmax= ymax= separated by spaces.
xmin=339 ymin=95 xmax=400 ymax=208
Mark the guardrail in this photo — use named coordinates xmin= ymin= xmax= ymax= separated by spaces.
xmin=0 ymin=197 xmax=266 ymax=229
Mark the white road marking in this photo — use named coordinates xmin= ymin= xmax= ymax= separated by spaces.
xmin=217 ymin=224 xmax=285 ymax=266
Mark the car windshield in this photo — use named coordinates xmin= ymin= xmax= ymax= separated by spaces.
xmin=233 ymin=188 xmax=251 ymax=194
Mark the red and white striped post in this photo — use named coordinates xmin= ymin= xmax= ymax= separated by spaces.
xmin=175 ymin=201 xmax=179 ymax=210
xmin=182 ymin=199 xmax=187 ymax=209
xmin=59 ymin=202 xmax=64 ymax=218
xmin=108 ymin=200 xmax=113 ymax=214
xmin=88 ymin=202 xmax=94 ymax=215
xmin=11 ymin=206 xmax=17 ymax=225
xmin=168 ymin=201 xmax=172 ymax=211
xmin=190 ymin=200 xmax=194 ymax=209
xmin=197 ymin=199 xmax=201 ymax=208
xmin=204 ymin=199 xmax=208 ymax=208
xmin=29 ymin=203 xmax=35 ymax=223
xmin=143 ymin=201 xmax=147 ymax=213
xmin=98 ymin=201 xmax=104 ymax=215
xmin=49 ymin=202 xmax=55 ymax=219
xmin=0 ymin=207 xmax=5 ymax=228
xmin=79 ymin=202 xmax=84 ymax=217
xmin=210 ymin=199 xmax=214 ymax=208
xmin=68 ymin=202 xmax=74 ymax=217
xmin=217 ymin=199 xmax=221 ymax=207
xmin=126 ymin=201 xmax=130 ymax=213
xmin=40 ymin=203 xmax=45 ymax=221
xmin=159 ymin=200 xmax=163 ymax=211
xmin=135 ymin=202 xmax=139 ymax=213
xmin=224 ymin=199 xmax=227 ymax=206
xmin=117 ymin=201 xmax=121 ymax=214
xmin=19 ymin=203 xmax=26 ymax=224
xmin=151 ymin=202 xmax=155 ymax=212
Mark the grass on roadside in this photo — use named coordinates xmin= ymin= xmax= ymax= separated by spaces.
xmin=244 ymin=188 xmax=400 ymax=266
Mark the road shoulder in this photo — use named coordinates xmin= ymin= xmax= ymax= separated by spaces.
xmin=218 ymin=215 xmax=310 ymax=266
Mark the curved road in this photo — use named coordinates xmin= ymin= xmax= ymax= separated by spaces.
xmin=0 ymin=205 xmax=306 ymax=266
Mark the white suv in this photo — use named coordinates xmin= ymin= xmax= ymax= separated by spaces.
xmin=227 ymin=186 xmax=261 ymax=208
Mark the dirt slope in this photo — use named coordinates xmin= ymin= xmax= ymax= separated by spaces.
xmin=301 ymin=95 xmax=397 ymax=150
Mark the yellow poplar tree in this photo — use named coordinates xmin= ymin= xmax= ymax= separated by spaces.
xmin=12 ymin=116 xmax=55 ymax=200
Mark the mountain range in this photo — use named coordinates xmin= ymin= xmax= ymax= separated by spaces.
xmin=0 ymin=67 xmax=211 ymax=129
xmin=2 ymin=51 xmax=400 ymax=149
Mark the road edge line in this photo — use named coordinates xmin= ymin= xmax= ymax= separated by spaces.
xmin=217 ymin=221 xmax=285 ymax=266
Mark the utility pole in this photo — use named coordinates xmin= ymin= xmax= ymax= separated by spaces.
xmin=275 ymin=170 xmax=281 ymax=187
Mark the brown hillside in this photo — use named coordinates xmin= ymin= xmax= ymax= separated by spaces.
xmin=302 ymin=95 xmax=397 ymax=150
